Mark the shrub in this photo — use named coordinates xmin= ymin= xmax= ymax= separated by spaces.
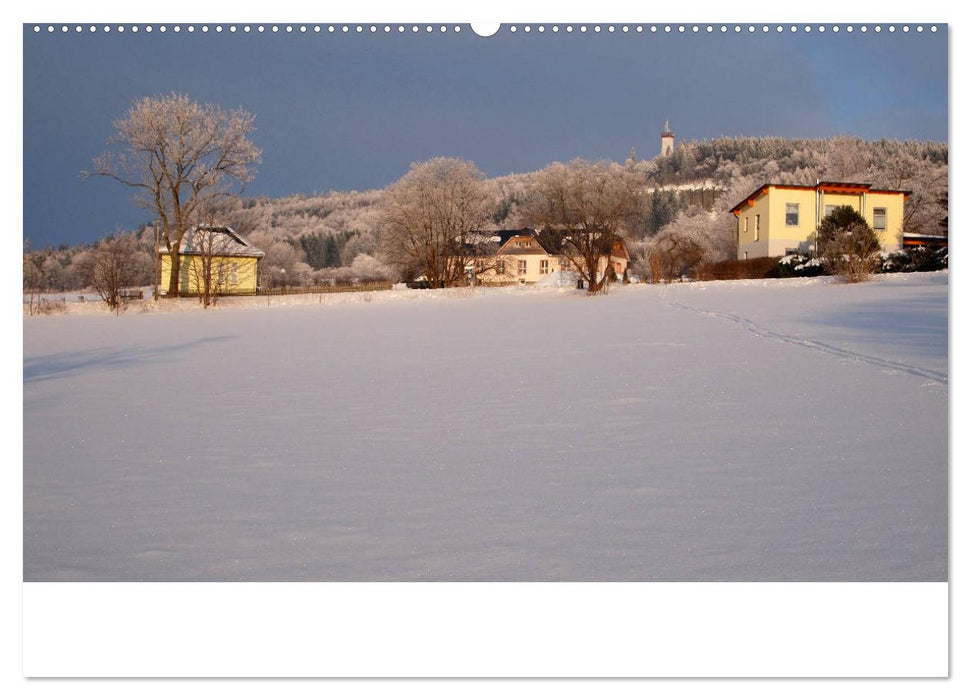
xmin=772 ymin=254 xmax=826 ymax=278
xmin=880 ymin=246 xmax=948 ymax=273
xmin=817 ymin=206 xmax=881 ymax=283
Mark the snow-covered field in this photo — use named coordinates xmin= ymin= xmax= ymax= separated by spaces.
xmin=23 ymin=272 xmax=948 ymax=581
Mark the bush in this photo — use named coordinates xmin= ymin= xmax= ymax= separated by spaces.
xmin=772 ymin=254 xmax=826 ymax=278
xmin=880 ymin=246 xmax=948 ymax=273
xmin=817 ymin=206 xmax=881 ymax=283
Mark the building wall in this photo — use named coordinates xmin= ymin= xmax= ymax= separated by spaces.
xmin=472 ymin=235 xmax=628 ymax=285
xmin=736 ymin=189 xmax=773 ymax=260
xmin=160 ymin=254 xmax=260 ymax=295
xmin=472 ymin=253 xmax=626 ymax=285
xmin=866 ymin=192 xmax=907 ymax=249
xmin=817 ymin=191 xmax=906 ymax=250
xmin=736 ymin=186 xmax=908 ymax=259
xmin=765 ymin=187 xmax=817 ymax=257
xmin=661 ymin=135 xmax=674 ymax=157
xmin=475 ymin=253 xmax=560 ymax=284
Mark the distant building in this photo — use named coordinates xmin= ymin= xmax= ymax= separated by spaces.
xmin=660 ymin=120 xmax=675 ymax=157
xmin=466 ymin=229 xmax=629 ymax=285
xmin=159 ymin=225 xmax=265 ymax=296
xmin=729 ymin=182 xmax=911 ymax=260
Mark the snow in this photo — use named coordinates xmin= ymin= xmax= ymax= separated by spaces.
xmin=23 ymin=272 xmax=948 ymax=581
xmin=532 ymin=269 xmax=580 ymax=288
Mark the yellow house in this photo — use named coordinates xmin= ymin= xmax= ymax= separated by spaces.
xmin=160 ymin=225 xmax=264 ymax=296
xmin=470 ymin=229 xmax=629 ymax=285
xmin=730 ymin=182 xmax=910 ymax=260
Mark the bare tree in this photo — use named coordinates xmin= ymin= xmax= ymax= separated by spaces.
xmin=76 ymin=236 xmax=141 ymax=310
xmin=87 ymin=93 xmax=261 ymax=297
xmin=180 ymin=199 xmax=240 ymax=308
xmin=523 ymin=159 xmax=643 ymax=294
xmin=23 ymin=243 xmax=44 ymax=314
xmin=178 ymin=227 xmax=229 ymax=308
xmin=378 ymin=157 xmax=493 ymax=287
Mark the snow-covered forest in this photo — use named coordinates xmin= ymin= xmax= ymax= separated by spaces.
xmin=23 ymin=135 xmax=948 ymax=292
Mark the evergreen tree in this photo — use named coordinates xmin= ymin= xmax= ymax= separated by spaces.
xmin=323 ymin=236 xmax=342 ymax=268
xmin=816 ymin=205 xmax=881 ymax=283
xmin=647 ymin=189 xmax=678 ymax=236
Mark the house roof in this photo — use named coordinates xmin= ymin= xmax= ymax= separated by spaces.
xmin=471 ymin=228 xmax=537 ymax=246
xmin=497 ymin=233 xmax=554 ymax=256
xmin=729 ymin=182 xmax=912 ymax=215
xmin=452 ymin=228 xmax=537 ymax=257
xmin=161 ymin=226 xmax=265 ymax=258
xmin=464 ymin=227 xmax=630 ymax=260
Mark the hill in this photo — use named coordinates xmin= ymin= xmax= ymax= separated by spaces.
xmin=24 ymin=136 xmax=948 ymax=292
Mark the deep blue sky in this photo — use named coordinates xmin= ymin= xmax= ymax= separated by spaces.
xmin=23 ymin=24 xmax=947 ymax=248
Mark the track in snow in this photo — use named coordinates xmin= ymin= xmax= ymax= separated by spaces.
xmin=668 ymin=301 xmax=948 ymax=385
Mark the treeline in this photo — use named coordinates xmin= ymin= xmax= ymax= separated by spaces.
xmin=23 ymin=228 xmax=156 ymax=294
xmin=638 ymin=135 xmax=948 ymax=188
xmin=24 ymin=135 xmax=948 ymax=292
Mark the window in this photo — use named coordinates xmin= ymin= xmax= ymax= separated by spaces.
xmin=231 ymin=263 xmax=239 ymax=285
xmin=496 ymin=259 xmax=505 ymax=275
xmin=873 ymin=207 xmax=887 ymax=231
xmin=516 ymin=239 xmax=531 ymax=248
xmin=540 ymin=259 xmax=549 ymax=274
xmin=743 ymin=217 xmax=749 ymax=233
xmin=825 ymin=204 xmax=838 ymax=218
xmin=517 ymin=260 xmax=527 ymax=275
xmin=754 ymin=214 xmax=760 ymax=241
xmin=786 ymin=203 xmax=799 ymax=226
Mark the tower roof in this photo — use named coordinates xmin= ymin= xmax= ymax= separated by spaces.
xmin=661 ymin=119 xmax=674 ymax=137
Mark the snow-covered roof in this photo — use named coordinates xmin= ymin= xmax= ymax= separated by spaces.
xmin=161 ymin=226 xmax=265 ymax=259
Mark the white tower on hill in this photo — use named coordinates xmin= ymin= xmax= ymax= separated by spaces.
xmin=660 ymin=120 xmax=675 ymax=157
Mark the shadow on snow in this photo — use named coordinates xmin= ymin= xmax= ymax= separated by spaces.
xmin=23 ymin=336 xmax=236 ymax=384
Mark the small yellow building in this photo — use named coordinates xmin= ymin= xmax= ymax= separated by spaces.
xmin=730 ymin=182 xmax=910 ymax=260
xmin=470 ymin=229 xmax=629 ymax=285
xmin=160 ymin=226 xmax=264 ymax=296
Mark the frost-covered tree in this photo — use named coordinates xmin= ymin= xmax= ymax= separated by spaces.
xmin=524 ymin=159 xmax=643 ymax=293
xmin=87 ymin=93 xmax=261 ymax=297
xmin=637 ymin=206 xmax=737 ymax=282
xmin=378 ymin=157 xmax=493 ymax=286
xmin=349 ymin=254 xmax=392 ymax=282
xmin=56 ymin=133 xmax=944 ymax=293
xmin=247 ymin=232 xmax=308 ymax=287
